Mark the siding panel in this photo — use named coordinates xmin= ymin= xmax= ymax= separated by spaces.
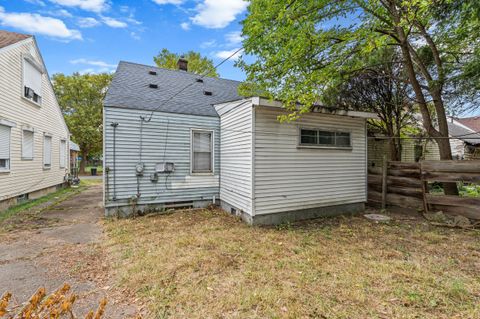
xmin=215 ymin=100 xmax=253 ymax=214
xmin=104 ymin=107 xmax=220 ymax=207
xmin=254 ymin=107 xmax=367 ymax=215
xmin=0 ymin=39 xmax=69 ymax=201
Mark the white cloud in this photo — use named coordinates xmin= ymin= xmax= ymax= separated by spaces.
xmin=23 ymin=0 xmax=46 ymax=6
xmin=191 ymin=0 xmax=247 ymax=29
xmin=49 ymin=0 xmax=109 ymax=13
xmin=130 ymin=31 xmax=141 ymax=40
xmin=70 ymin=58 xmax=116 ymax=68
xmin=77 ymin=17 xmax=100 ymax=27
xmin=44 ymin=9 xmax=73 ymax=17
xmin=200 ymin=39 xmax=216 ymax=48
xmin=70 ymin=58 xmax=116 ymax=74
xmin=101 ymin=16 xmax=127 ymax=28
xmin=225 ymin=30 xmax=243 ymax=46
xmin=180 ymin=22 xmax=190 ymax=30
xmin=214 ymin=48 xmax=242 ymax=60
xmin=0 ymin=7 xmax=82 ymax=40
xmin=152 ymin=0 xmax=184 ymax=4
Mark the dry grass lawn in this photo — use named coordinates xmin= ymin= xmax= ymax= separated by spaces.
xmin=104 ymin=209 xmax=480 ymax=319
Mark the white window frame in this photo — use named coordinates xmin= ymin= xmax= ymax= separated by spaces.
xmin=21 ymin=127 xmax=35 ymax=160
xmin=190 ymin=129 xmax=214 ymax=175
xmin=22 ymin=55 xmax=43 ymax=106
xmin=0 ymin=121 xmax=14 ymax=172
xmin=298 ymin=126 xmax=352 ymax=149
xmin=59 ymin=139 xmax=66 ymax=168
xmin=43 ymin=134 xmax=52 ymax=169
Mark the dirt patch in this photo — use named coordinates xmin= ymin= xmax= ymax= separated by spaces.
xmin=105 ymin=208 xmax=480 ymax=319
xmin=0 ymin=183 xmax=140 ymax=318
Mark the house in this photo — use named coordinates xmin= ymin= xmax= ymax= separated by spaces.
xmin=103 ymin=60 xmax=375 ymax=225
xmin=70 ymin=140 xmax=80 ymax=175
xmin=0 ymin=30 xmax=70 ymax=210
xmin=368 ymin=117 xmax=480 ymax=167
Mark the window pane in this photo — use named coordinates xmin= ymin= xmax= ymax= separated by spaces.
xmin=60 ymin=140 xmax=66 ymax=168
xmin=24 ymin=59 xmax=42 ymax=99
xmin=335 ymin=132 xmax=351 ymax=147
xmin=193 ymin=131 xmax=212 ymax=172
xmin=318 ymin=131 xmax=335 ymax=145
xmin=0 ymin=159 xmax=8 ymax=169
xmin=300 ymin=129 xmax=317 ymax=144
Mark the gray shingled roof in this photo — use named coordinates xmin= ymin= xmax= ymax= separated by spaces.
xmin=448 ymin=121 xmax=480 ymax=145
xmin=104 ymin=61 xmax=242 ymax=117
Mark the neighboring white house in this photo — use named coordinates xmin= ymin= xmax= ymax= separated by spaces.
xmin=0 ymin=30 xmax=70 ymax=210
xmin=103 ymin=60 xmax=375 ymax=225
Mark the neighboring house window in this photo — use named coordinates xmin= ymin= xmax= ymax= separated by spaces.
xmin=23 ymin=58 xmax=42 ymax=105
xmin=59 ymin=139 xmax=66 ymax=168
xmin=22 ymin=129 xmax=34 ymax=160
xmin=299 ymin=128 xmax=352 ymax=148
xmin=0 ymin=125 xmax=11 ymax=171
xmin=43 ymin=135 xmax=52 ymax=168
xmin=192 ymin=130 xmax=213 ymax=173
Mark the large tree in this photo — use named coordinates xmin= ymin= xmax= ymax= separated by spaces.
xmin=324 ymin=49 xmax=415 ymax=161
xmin=154 ymin=48 xmax=219 ymax=77
xmin=53 ymin=73 xmax=112 ymax=174
xmin=240 ymin=0 xmax=480 ymax=194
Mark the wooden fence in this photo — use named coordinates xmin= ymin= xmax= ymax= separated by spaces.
xmin=368 ymin=160 xmax=480 ymax=220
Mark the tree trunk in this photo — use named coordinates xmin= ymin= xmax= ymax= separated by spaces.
xmin=79 ymin=151 xmax=88 ymax=174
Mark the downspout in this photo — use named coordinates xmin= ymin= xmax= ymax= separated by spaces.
xmin=110 ymin=122 xmax=119 ymax=201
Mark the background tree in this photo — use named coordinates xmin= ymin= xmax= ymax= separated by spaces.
xmin=239 ymin=0 xmax=480 ymax=194
xmin=53 ymin=73 xmax=112 ymax=174
xmin=324 ymin=49 xmax=415 ymax=161
xmin=154 ymin=48 xmax=219 ymax=77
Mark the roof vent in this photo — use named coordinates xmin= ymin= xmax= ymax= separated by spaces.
xmin=196 ymin=78 xmax=204 ymax=83
xmin=149 ymin=71 xmax=157 ymax=75
xmin=149 ymin=84 xmax=158 ymax=89
xmin=203 ymin=90 xmax=212 ymax=96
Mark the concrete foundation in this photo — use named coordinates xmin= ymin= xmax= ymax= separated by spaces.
xmin=0 ymin=183 xmax=66 ymax=212
xmin=221 ymin=200 xmax=365 ymax=225
xmin=105 ymin=199 xmax=214 ymax=218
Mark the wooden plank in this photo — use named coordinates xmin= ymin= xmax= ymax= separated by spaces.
xmin=421 ymin=171 xmax=480 ymax=183
xmin=388 ymin=168 xmax=420 ymax=178
xmin=368 ymin=190 xmax=423 ymax=209
xmin=382 ymin=155 xmax=388 ymax=209
xmin=368 ymin=167 xmax=382 ymax=175
xmin=430 ymin=204 xmax=480 ymax=220
xmin=368 ymin=175 xmax=422 ymax=188
xmin=388 ymin=186 xmax=423 ymax=198
xmin=425 ymin=194 xmax=480 ymax=208
xmin=388 ymin=162 xmax=420 ymax=169
xmin=421 ymin=160 xmax=480 ymax=173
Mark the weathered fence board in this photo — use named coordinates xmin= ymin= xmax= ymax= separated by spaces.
xmin=368 ymin=160 xmax=480 ymax=220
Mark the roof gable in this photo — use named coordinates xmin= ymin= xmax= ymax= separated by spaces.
xmin=0 ymin=30 xmax=31 ymax=49
xmin=104 ymin=61 xmax=242 ymax=117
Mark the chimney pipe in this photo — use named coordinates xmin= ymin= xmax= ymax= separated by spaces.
xmin=177 ymin=57 xmax=188 ymax=71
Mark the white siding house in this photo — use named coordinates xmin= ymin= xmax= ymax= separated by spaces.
xmin=215 ymin=98 xmax=375 ymax=225
xmin=105 ymin=61 xmax=375 ymax=224
xmin=0 ymin=30 xmax=70 ymax=210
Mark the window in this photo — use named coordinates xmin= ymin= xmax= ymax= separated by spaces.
xmin=23 ymin=58 xmax=42 ymax=104
xmin=192 ymin=130 xmax=213 ymax=174
xmin=0 ymin=125 xmax=11 ymax=171
xmin=43 ymin=135 xmax=52 ymax=168
xmin=60 ymin=139 xmax=66 ymax=168
xmin=300 ymin=128 xmax=351 ymax=148
xmin=22 ymin=129 xmax=34 ymax=160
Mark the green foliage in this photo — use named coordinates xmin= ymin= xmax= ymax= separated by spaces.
xmin=239 ymin=0 xmax=480 ymax=119
xmin=52 ymin=72 xmax=111 ymax=162
xmin=153 ymin=48 xmax=219 ymax=77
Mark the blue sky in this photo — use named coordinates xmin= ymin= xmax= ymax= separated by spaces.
xmin=0 ymin=0 xmax=247 ymax=80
